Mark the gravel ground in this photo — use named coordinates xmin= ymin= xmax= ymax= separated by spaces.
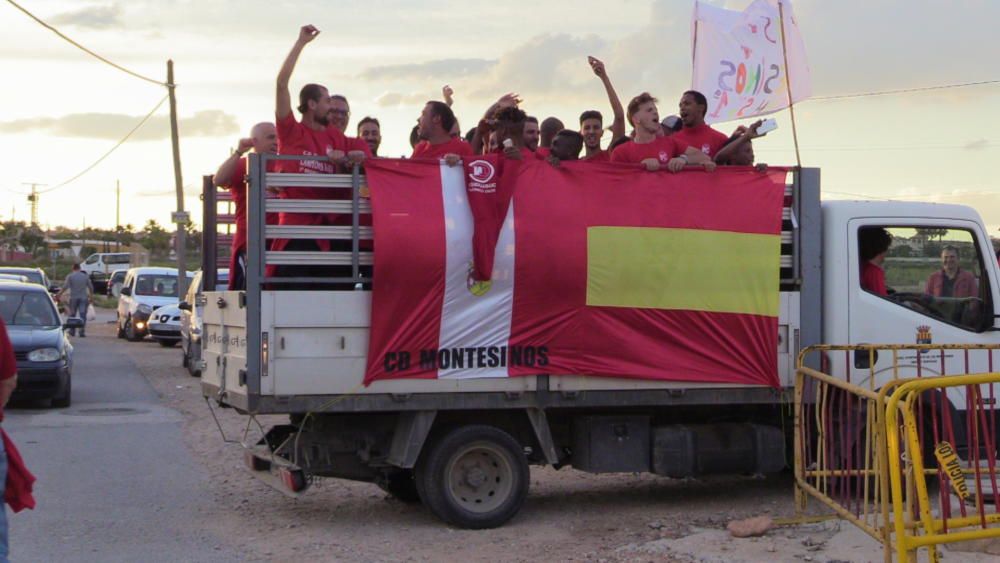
xmin=95 ymin=308 xmax=991 ymax=562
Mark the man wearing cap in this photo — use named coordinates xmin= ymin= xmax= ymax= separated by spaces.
xmin=660 ymin=115 xmax=681 ymax=137
xmin=671 ymin=90 xmax=729 ymax=158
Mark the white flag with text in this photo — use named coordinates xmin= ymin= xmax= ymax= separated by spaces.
xmin=692 ymin=0 xmax=811 ymax=124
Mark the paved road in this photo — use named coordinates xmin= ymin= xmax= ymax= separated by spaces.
xmin=5 ymin=312 xmax=244 ymax=562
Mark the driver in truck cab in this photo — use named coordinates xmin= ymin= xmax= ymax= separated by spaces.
xmin=925 ymin=245 xmax=978 ymax=298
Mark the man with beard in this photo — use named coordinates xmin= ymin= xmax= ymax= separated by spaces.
xmin=326 ymin=95 xmax=372 ymax=163
xmin=580 ymin=56 xmax=625 ymax=161
xmin=213 ymin=122 xmax=279 ymax=290
xmin=671 ymin=90 xmax=729 ymax=158
xmin=523 ymin=116 xmax=540 ymax=151
xmin=411 ymin=101 xmax=473 ymax=164
xmin=356 ymin=117 xmax=381 ymax=156
xmin=611 ymin=92 xmax=714 ymax=172
xmin=274 ymin=25 xmax=361 ymax=283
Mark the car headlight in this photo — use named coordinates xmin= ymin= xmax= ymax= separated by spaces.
xmin=136 ymin=304 xmax=153 ymax=315
xmin=28 ymin=348 xmax=61 ymax=362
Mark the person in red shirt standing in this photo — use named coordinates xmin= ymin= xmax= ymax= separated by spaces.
xmin=611 ymin=92 xmax=715 ymax=172
xmin=522 ymin=117 xmax=540 ymax=152
xmin=671 ymin=90 xmax=729 ymax=158
xmin=274 ymin=25 xmax=360 ymax=283
xmin=356 ymin=117 xmax=381 ymax=156
xmin=411 ymin=101 xmax=474 ymax=164
xmin=0 ymin=316 xmax=21 ymax=560
xmin=213 ymin=122 xmax=279 ymax=290
xmin=859 ymin=227 xmax=892 ymax=296
xmin=580 ymin=56 xmax=625 ymax=162
xmin=326 ymin=95 xmax=374 ymax=161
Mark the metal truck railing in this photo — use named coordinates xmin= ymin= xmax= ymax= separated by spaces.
xmin=201 ymin=157 xmax=815 ymax=293
xmin=795 ymin=344 xmax=1000 ymax=562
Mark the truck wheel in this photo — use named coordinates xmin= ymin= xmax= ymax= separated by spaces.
xmin=415 ymin=425 xmax=529 ymax=529
xmin=378 ymin=469 xmax=422 ymax=504
xmin=51 ymin=377 xmax=71 ymax=409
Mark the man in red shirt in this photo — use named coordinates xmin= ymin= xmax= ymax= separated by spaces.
xmin=357 ymin=117 xmax=381 ymax=156
xmin=859 ymin=227 xmax=892 ymax=296
xmin=0 ymin=315 xmax=19 ymax=557
xmin=523 ymin=117 xmax=540 ymax=152
xmin=925 ymin=246 xmax=978 ymax=298
xmin=671 ymin=90 xmax=729 ymax=158
xmin=213 ymin=122 xmax=279 ymax=290
xmin=274 ymin=25 xmax=364 ymax=283
xmin=536 ymin=117 xmax=564 ymax=158
xmin=412 ymin=101 xmax=474 ymax=164
xmin=611 ymin=92 xmax=714 ymax=172
xmin=580 ymin=56 xmax=625 ymax=162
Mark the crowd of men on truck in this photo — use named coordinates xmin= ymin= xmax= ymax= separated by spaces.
xmin=211 ymin=25 xmax=774 ymax=290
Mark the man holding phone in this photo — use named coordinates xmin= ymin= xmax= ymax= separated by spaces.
xmin=672 ymin=90 xmax=729 ymax=158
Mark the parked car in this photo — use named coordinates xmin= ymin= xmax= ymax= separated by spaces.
xmin=0 ymin=281 xmax=81 ymax=407
xmin=147 ymin=303 xmax=182 ymax=347
xmin=0 ymin=274 xmax=30 ymax=283
xmin=0 ymin=267 xmax=55 ymax=293
xmin=80 ymin=252 xmax=133 ymax=293
xmin=106 ymin=269 xmax=127 ymax=298
xmin=116 ymin=267 xmax=193 ymax=342
xmin=179 ymin=269 xmax=228 ymax=376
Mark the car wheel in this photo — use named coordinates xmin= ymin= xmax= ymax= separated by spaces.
xmin=158 ymin=339 xmax=178 ymax=348
xmin=51 ymin=377 xmax=71 ymax=409
xmin=415 ymin=425 xmax=529 ymax=529
xmin=125 ymin=317 xmax=142 ymax=342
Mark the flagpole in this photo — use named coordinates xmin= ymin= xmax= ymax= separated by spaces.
xmin=777 ymin=1 xmax=802 ymax=168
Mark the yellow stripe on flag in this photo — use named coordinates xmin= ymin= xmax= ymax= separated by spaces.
xmin=586 ymin=226 xmax=780 ymax=316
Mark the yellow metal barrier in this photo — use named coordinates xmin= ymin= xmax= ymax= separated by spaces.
xmin=795 ymin=344 xmax=1000 ymax=562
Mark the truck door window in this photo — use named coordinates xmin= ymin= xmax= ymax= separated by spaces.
xmin=862 ymin=227 xmax=992 ymax=332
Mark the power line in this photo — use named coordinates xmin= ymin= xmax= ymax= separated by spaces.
xmin=810 ymin=79 xmax=1000 ymax=101
xmin=39 ymin=95 xmax=169 ymax=194
xmin=5 ymin=0 xmax=166 ymax=87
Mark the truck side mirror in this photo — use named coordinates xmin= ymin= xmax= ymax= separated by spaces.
xmin=120 ymin=287 xmax=132 ymax=296
xmin=178 ymin=301 xmax=192 ymax=311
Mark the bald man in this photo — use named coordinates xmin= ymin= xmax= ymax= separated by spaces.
xmin=214 ymin=122 xmax=279 ymax=290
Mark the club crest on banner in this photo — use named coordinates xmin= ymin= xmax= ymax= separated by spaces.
xmin=467 ymin=160 xmax=496 ymax=193
xmin=466 ymin=261 xmax=492 ymax=296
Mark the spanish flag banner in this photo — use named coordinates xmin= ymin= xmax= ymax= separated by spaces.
xmin=363 ymin=157 xmax=787 ymax=387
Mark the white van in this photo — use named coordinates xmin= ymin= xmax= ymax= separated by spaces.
xmin=80 ymin=252 xmax=132 ymax=282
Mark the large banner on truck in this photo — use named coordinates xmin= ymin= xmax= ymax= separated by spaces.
xmin=363 ymin=158 xmax=788 ymax=387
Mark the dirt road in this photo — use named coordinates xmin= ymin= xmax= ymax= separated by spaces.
xmin=97 ymin=308 xmax=989 ymax=562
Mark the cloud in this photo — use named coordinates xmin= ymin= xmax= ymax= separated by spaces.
xmin=964 ymin=139 xmax=990 ymax=151
xmin=0 ymin=110 xmax=239 ymax=141
xmin=375 ymin=91 xmax=434 ymax=108
xmin=49 ymin=4 xmax=123 ymax=30
xmin=360 ymin=59 xmax=496 ymax=81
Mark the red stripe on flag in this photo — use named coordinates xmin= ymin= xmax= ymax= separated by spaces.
xmin=364 ymin=159 xmax=447 ymax=384
xmin=509 ymin=161 xmax=785 ymax=387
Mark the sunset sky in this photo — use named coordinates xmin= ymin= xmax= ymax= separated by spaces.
xmin=0 ymin=0 xmax=997 ymax=231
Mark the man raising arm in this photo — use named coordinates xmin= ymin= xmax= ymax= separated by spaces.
xmin=580 ymin=56 xmax=625 ymax=161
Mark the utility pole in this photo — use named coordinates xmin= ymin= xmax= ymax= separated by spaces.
xmin=22 ymin=182 xmax=46 ymax=226
xmin=167 ymin=59 xmax=188 ymax=296
xmin=116 ymin=180 xmax=121 ymax=251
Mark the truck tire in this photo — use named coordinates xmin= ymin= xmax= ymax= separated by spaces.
xmin=378 ymin=469 xmax=421 ymax=504
xmin=415 ymin=425 xmax=529 ymax=529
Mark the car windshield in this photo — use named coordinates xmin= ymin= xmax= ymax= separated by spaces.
xmin=0 ymin=291 xmax=59 ymax=327
xmin=136 ymin=274 xmax=181 ymax=297
xmin=0 ymin=269 xmax=42 ymax=285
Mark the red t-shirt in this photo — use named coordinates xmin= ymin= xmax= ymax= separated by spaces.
xmin=672 ymin=123 xmax=729 ymax=157
xmin=224 ymin=157 xmax=281 ymax=253
xmin=275 ymin=113 xmax=347 ymax=199
xmin=411 ymin=138 xmax=474 ymax=160
xmin=610 ymin=136 xmax=686 ymax=164
xmin=535 ymin=147 xmax=551 ymax=158
xmin=861 ymin=262 xmax=887 ymax=296
xmin=583 ymin=149 xmax=610 ymax=162
xmin=0 ymin=317 xmax=16 ymax=422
